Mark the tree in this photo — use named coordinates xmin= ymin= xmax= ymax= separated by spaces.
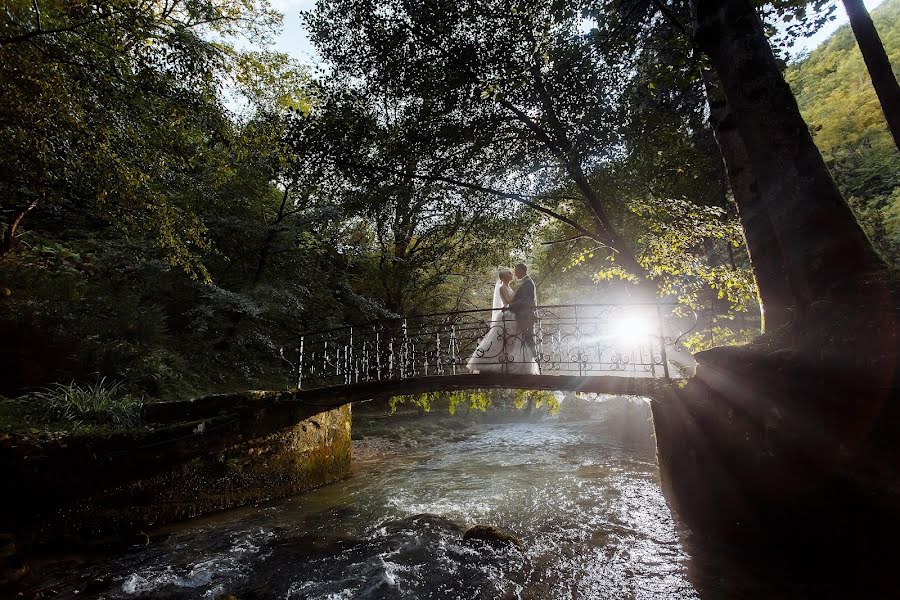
xmin=286 ymin=84 xmax=535 ymax=316
xmin=304 ymin=1 xmax=656 ymax=278
xmin=689 ymin=0 xmax=885 ymax=327
xmin=604 ymin=7 xmax=761 ymax=327
xmin=635 ymin=0 xmax=889 ymax=328
xmin=786 ymin=0 xmax=900 ymax=264
xmin=0 ymin=2 xmax=385 ymax=395
xmin=303 ymin=0 xmax=754 ymax=306
xmin=842 ymin=0 xmax=900 ymax=151
xmin=0 ymin=0 xmax=279 ymax=277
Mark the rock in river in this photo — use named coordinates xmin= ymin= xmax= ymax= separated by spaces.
xmin=463 ymin=524 xmax=524 ymax=549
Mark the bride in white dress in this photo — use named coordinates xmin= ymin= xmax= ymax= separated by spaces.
xmin=466 ymin=267 xmax=539 ymax=374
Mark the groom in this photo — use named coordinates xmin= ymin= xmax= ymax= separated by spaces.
xmin=505 ymin=262 xmax=538 ymax=365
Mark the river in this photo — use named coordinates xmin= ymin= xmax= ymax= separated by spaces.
xmin=33 ymin=409 xmax=801 ymax=599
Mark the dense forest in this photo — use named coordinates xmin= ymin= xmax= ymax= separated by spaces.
xmin=1 ymin=0 xmax=897 ymax=414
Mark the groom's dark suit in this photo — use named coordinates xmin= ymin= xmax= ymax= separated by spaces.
xmin=507 ymin=275 xmax=538 ymax=363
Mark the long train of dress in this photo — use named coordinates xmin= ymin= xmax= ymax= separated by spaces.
xmin=466 ymin=314 xmax=539 ymax=375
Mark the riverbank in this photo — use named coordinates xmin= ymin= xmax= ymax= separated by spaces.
xmin=351 ymin=407 xmax=480 ymax=462
xmin=651 ymin=294 xmax=900 ymax=597
xmin=0 ymin=395 xmax=352 ymax=554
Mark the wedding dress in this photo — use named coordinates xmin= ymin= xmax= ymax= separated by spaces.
xmin=466 ymin=280 xmax=539 ymax=375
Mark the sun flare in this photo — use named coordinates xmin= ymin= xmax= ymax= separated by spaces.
xmin=612 ymin=314 xmax=655 ymax=348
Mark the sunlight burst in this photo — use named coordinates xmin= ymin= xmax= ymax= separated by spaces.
xmin=613 ymin=314 xmax=655 ymax=348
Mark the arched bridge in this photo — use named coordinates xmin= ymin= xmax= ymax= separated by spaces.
xmin=115 ymin=303 xmax=698 ymax=487
xmin=281 ymin=303 xmax=699 ymax=405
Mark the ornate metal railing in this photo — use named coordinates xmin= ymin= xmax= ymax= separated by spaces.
xmin=281 ymin=303 xmax=697 ymax=390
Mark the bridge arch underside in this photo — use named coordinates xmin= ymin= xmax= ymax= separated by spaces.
xmin=138 ymin=375 xmax=681 ymax=461
xmin=291 ymin=374 xmax=680 ymax=410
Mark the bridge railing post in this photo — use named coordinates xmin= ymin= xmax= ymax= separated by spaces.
xmin=348 ymin=326 xmax=354 ymax=385
xmin=400 ymin=319 xmax=408 ymax=380
xmin=434 ymin=331 xmax=441 ymax=375
xmin=450 ymin=323 xmax=458 ymax=375
xmin=296 ymin=336 xmax=304 ymax=389
xmin=575 ymin=304 xmax=584 ymax=376
xmin=501 ymin=310 xmax=508 ymax=376
xmin=375 ymin=329 xmax=381 ymax=380
xmin=389 ymin=337 xmax=394 ymax=379
xmin=656 ymin=302 xmax=670 ymax=379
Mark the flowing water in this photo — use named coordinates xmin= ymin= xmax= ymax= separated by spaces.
xmin=35 ymin=415 xmax=754 ymax=599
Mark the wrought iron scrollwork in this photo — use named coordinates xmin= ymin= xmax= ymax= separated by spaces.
xmin=283 ymin=303 xmax=695 ymax=389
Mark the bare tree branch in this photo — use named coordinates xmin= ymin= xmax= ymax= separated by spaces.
xmin=648 ymin=0 xmax=689 ymax=36
xmin=1 ymin=197 xmax=40 ymax=257
xmin=336 ymin=159 xmax=607 ymax=246
xmin=31 ymin=0 xmax=43 ymax=32
xmin=536 ymin=239 xmax=582 ymax=288
xmin=541 ymin=234 xmax=590 ymax=245
xmin=0 ymin=9 xmax=124 ymax=46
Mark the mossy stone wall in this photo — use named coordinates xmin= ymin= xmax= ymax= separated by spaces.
xmin=33 ymin=405 xmax=352 ymax=545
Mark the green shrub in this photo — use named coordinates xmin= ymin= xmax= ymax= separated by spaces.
xmin=29 ymin=378 xmax=143 ymax=430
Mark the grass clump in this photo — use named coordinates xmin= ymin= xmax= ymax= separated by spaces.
xmin=28 ymin=378 xmax=144 ymax=431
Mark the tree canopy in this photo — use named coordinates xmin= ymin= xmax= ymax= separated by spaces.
xmin=0 ymin=0 xmax=893 ymax=399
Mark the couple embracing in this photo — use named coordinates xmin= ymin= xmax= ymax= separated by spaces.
xmin=466 ymin=263 xmax=540 ymax=375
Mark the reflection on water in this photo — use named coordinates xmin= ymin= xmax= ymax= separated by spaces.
xmin=33 ymin=417 xmax=773 ymax=598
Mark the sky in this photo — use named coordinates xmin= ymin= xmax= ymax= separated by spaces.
xmin=264 ymin=0 xmax=888 ymax=67
xmin=267 ymin=0 xmax=319 ymax=65
xmin=793 ymin=0 xmax=886 ymax=55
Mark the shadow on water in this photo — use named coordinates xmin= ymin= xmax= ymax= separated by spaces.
xmin=24 ymin=404 xmax=898 ymax=599
xmin=680 ymin=493 xmax=900 ymax=600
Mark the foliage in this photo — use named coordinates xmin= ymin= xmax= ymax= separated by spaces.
xmin=512 ymin=1 xmax=760 ymax=337
xmin=786 ymin=0 xmax=900 ymax=263
xmin=284 ymin=82 xmax=538 ymax=315
xmin=302 ymin=0 xmax=762 ymax=318
xmin=303 ymin=0 xmax=649 ymax=279
xmin=1 ymin=0 xmax=896 ymax=409
xmin=235 ymin=51 xmax=314 ymax=116
xmin=0 ymin=0 xmax=280 ymax=277
xmin=0 ymin=0 xmax=384 ymax=399
xmin=680 ymin=323 xmax=759 ymax=354
xmin=602 ymin=7 xmax=759 ymax=318
xmin=0 ymin=163 xmax=373 ymax=397
xmin=0 ymin=397 xmax=33 ymax=434
xmin=28 ymin=377 xmax=143 ymax=430
xmin=762 ymin=0 xmax=839 ymax=54
xmin=512 ymin=389 xmax=560 ymax=414
xmin=389 ymin=390 xmax=492 ymax=415
xmin=388 ymin=388 xmax=558 ymax=415
xmin=577 ymin=196 xmax=757 ymax=318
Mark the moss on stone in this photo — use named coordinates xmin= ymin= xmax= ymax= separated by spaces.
xmin=18 ymin=403 xmax=352 ymax=546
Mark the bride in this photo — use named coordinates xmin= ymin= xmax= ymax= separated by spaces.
xmin=466 ymin=267 xmax=539 ymax=375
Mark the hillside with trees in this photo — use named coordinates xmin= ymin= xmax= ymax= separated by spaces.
xmin=787 ymin=0 xmax=900 ymax=262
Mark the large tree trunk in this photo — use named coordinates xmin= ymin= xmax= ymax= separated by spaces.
xmin=843 ymin=0 xmax=900 ymax=152
xmin=689 ymin=0 xmax=885 ymax=325
xmin=701 ymin=71 xmax=793 ymax=331
xmin=654 ymin=0 xmax=899 ymax=556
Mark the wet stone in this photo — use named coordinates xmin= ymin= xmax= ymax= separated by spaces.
xmin=463 ymin=524 xmax=524 ymax=549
